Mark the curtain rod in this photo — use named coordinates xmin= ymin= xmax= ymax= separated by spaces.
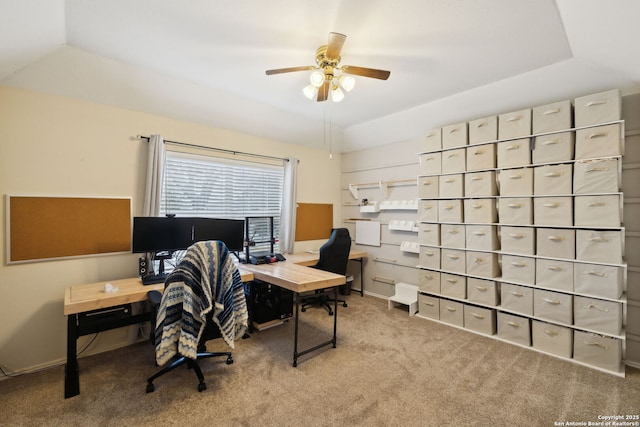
xmin=136 ymin=135 xmax=290 ymax=163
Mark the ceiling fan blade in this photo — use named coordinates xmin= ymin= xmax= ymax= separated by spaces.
xmin=326 ymin=32 xmax=347 ymax=60
xmin=317 ymin=80 xmax=330 ymax=102
xmin=341 ymin=65 xmax=390 ymax=80
xmin=265 ymin=66 xmax=315 ymax=75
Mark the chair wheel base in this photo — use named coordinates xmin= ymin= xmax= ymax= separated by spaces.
xmin=198 ymin=382 xmax=206 ymax=392
xmin=146 ymin=383 xmax=155 ymax=393
xmin=226 ymin=355 xmax=234 ymax=365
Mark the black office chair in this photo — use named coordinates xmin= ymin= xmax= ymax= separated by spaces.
xmin=301 ymin=228 xmax=352 ymax=315
xmin=145 ymin=241 xmax=248 ymax=393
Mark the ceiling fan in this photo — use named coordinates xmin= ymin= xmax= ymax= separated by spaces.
xmin=265 ymin=32 xmax=391 ymax=102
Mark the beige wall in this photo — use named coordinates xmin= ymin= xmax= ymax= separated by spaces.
xmin=0 ymin=85 xmax=342 ymax=373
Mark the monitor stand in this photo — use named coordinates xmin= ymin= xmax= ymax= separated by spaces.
xmin=141 ymin=251 xmax=172 ymax=285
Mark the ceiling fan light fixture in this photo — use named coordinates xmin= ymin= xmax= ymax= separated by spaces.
xmin=339 ymin=75 xmax=356 ymax=92
xmin=303 ymin=84 xmax=319 ymax=99
xmin=309 ymin=70 xmax=325 ymax=88
xmin=331 ymin=85 xmax=344 ymax=102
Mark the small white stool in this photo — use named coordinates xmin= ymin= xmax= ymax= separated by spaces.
xmin=388 ymin=282 xmax=419 ymax=316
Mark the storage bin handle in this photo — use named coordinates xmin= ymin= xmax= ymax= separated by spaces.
xmin=544 ymin=172 xmax=562 ymax=178
xmin=448 ymin=153 xmax=459 ymax=158
xmin=473 ymin=149 xmax=485 ymax=155
xmin=587 ymin=201 xmax=606 ymax=207
xmin=544 ymin=329 xmax=559 ymax=337
xmin=507 ymin=203 xmax=523 ymax=208
xmin=544 ymin=298 xmax=561 ymax=305
xmin=506 ymin=144 xmax=520 ymax=151
xmin=547 ymin=235 xmax=564 ymax=241
xmin=542 ymin=139 xmax=560 ymax=146
xmin=506 ymin=115 xmax=521 ymax=122
xmin=446 ymin=278 xmax=458 ymax=283
xmin=444 ymin=205 xmax=455 ymax=210
xmin=448 ymin=229 xmax=460 ymax=234
xmin=423 ymin=206 xmax=433 ymax=210
xmin=424 ymin=302 xmax=435 ymax=307
xmin=510 ymin=291 xmax=524 ymax=297
xmin=586 ymin=167 xmax=609 ymax=172
xmin=423 ymin=274 xmax=434 ymax=280
xmin=507 ymin=321 xmax=521 ymax=328
xmin=509 ymin=233 xmax=524 ymax=239
xmin=476 ymin=122 xmax=487 ymax=128
xmin=586 ymin=99 xmax=607 ymax=107
xmin=589 ymin=236 xmax=610 ymax=242
xmin=586 ymin=303 xmax=609 ymax=313
xmin=449 ymin=128 xmax=459 ymax=134
xmin=511 ymin=261 xmax=527 ymax=267
xmin=547 ymin=265 xmax=564 ymax=272
xmin=587 ymin=270 xmax=608 ymax=277
xmin=446 ymin=306 xmax=457 ymax=312
xmin=471 ymin=176 xmax=484 ymax=181
xmin=422 ymin=180 xmax=433 ymax=185
xmin=584 ymin=341 xmax=609 ymax=350
xmin=543 ymin=203 xmax=560 ymax=208
xmin=471 ymin=313 xmax=485 ymax=319
xmin=424 ymin=251 xmax=435 ymax=256
xmin=587 ymin=132 xmax=607 ymax=139
xmin=448 ymin=254 xmax=460 ymax=260
xmin=508 ymin=174 xmax=523 ymax=179
xmin=374 ymin=257 xmax=397 ymax=264
xmin=445 ymin=178 xmax=455 ymax=183
xmin=472 ymin=204 xmax=483 ymax=209
xmin=475 ymin=286 xmax=488 ymax=292
xmin=473 ymin=257 xmax=486 ymax=264
xmin=543 ymin=108 xmax=560 ymax=115
xmin=473 ymin=231 xmax=486 ymax=236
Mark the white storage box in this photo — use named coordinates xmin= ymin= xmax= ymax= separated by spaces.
xmin=419 ymin=294 xmax=440 ymax=319
xmin=442 ymin=122 xmax=468 ymax=149
xmin=532 ymin=320 xmax=573 ymax=358
xmin=500 ymin=226 xmax=535 ymax=255
xmin=466 ymin=144 xmax=496 ymax=171
xmin=575 ymin=123 xmax=623 ymax=160
xmin=497 ymin=312 xmax=531 ymax=346
xmin=502 ymin=254 xmax=535 ymax=285
xmin=418 ymin=200 xmax=438 ymax=222
xmin=498 ymin=197 xmax=533 ymax=225
xmin=442 ymin=148 xmax=466 ymax=174
xmin=465 ymin=171 xmax=497 ymax=197
xmin=574 ymin=89 xmax=621 ymax=128
xmin=464 ymin=198 xmax=497 ymax=224
xmin=532 ymin=100 xmax=573 ymax=134
xmin=573 ymin=158 xmax=620 ymax=195
xmin=532 ymin=131 xmax=575 ymax=164
xmin=535 ymin=259 xmax=574 ymax=292
xmin=467 ymin=278 xmax=499 ymax=306
xmin=498 ymin=167 xmax=533 ymax=196
xmin=419 ymin=246 xmax=440 ymax=270
xmin=573 ymin=331 xmax=622 ymax=372
xmin=497 ymin=138 xmax=531 ymax=168
xmin=438 ymin=199 xmax=464 ymax=223
xmin=574 ymin=296 xmax=623 ymax=336
xmin=441 ymin=248 xmax=466 ymax=274
xmin=469 ymin=116 xmax=498 ymax=145
xmin=418 ymin=223 xmax=440 ymax=246
xmin=466 ymin=251 xmax=500 ymax=278
xmin=441 ymin=273 xmax=467 ymax=299
xmin=498 ymin=109 xmax=532 ymax=139
xmin=464 ymin=304 xmax=497 ymax=335
xmin=423 ymin=128 xmax=442 ymax=152
xmin=534 ymin=164 xmax=573 ymax=195
xmin=533 ymin=289 xmax=573 ymax=325
xmin=439 ymin=299 xmax=464 ymax=327
xmin=576 ymin=229 xmax=624 ymax=265
xmin=536 ymin=228 xmax=576 ymax=260
xmin=441 ymin=224 xmax=466 ymax=249
xmin=501 ymin=283 xmax=533 ymax=315
xmin=466 ymin=225 xmax=499 ymax=251
xmin=419 ymin=152 xmax=442 ymax=175
xmin=574 ymin=195 xmax=622 ymax=227
xmin=418 ymin=175 xmax=439 ymax=199
xmin=419 ymin=270 xmax=441 ymax=294
xmin=574 ymin=263 xmax=623 ymax=300
xmin=439 ymin=173 xmax=464 ymax=198
xmin=534 ymin=196 xmax=573 ymax=226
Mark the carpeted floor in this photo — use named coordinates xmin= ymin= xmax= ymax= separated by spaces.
xmin=1 ymin=294 xmax=639 ymax=426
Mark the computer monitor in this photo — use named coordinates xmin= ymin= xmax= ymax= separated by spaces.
xmin=193 ymin=217 xmax=245 ymax=252
xmin=132 ymin=217 xmax=194 ymax=254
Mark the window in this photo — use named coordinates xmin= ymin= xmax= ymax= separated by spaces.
xmin=160 ymin=151 xmax=284 ymax=255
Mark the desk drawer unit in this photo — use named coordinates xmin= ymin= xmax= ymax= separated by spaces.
xmin=464 ymin=304 xmax=496 ymax=335
xmin=441 ymin=248 xmax=466 ymax=274
xmin=441 ymin=224 xmax=466 ymax=249
xmin=574 ymin=195 xmax=622 ymax=228
xmin=573 ymin=331 xmax=622 ymax=372
xmin=574 ymin=89 xmax=621 ymax=128
xmin=573 ymin=263 xmax=623 ymax=300
xmin=419 ymin=246 xmax=440 ymax=270
xmin=467 ymin=278 xmax=499 ymax=306
xmin=438 ymin=199 xmax=464 ymax=223
xmin=418 ymin=200 xmax=438 ymax=222
xmin=469 ymin=116 xmax=497 ymax=145
xmin=535 ymin=259 xmax=574 ymax=292
xmin=466 ymin=251 xmax=499 ymax=278
xmin=533 ymin=289 xmax=573 ymax=325
xmin=536 ymin=228 xmax=575 ymax=260
xmin=418 ymin=223 xmax=440 ymax=246
xmin=498 ymin=167 xmax=533 ymax=196
xmin=419 ymin=294 xmax=440 ymax=320
xmin=418 ymin=175 xmax=439 ymax=199
xmin=499 ymin=109 xmax=532 ymax=140
xmin=419 ymin=152 xmax=442 ymax=175
xmin=501 ymin=283 xmax=533 ymax=316
xmin=576 ymin=229 xmax=623 ymax=264
xmin=440 ymin=273 xmax=467 ymax=299
xmin=573 ymin=158 xmax=620 ymax=195
xmin=442 ymin=149 xmax=466 ymax=174
xmin=532 ymin=131 xmax=575 ymax=164
xmin=534 ymin=196 xmax=573 ymax=226
xmin=575 ymin=123 xmax=622 ymax=160
xmin=502 ymin=255 xmax=535 ymax=285
xmin=442 ymin=122 xmax=468 ymax=149
xmin=497 ymin=312 xmax=531 ymax=346
xmin=466 ymin=144 xmax=496 ymax=171
xmin=532 ymin=320 xmax=573 ymax=358
xmin=439 ymin=299 xmax=464 ymax=327
xmin=465 ymin=171 xmax=497 ymax=197
xmin=464 ymin=198 xmax=497 ymax=224
xmin=466 ymin=225 xmax=499 ymax=251
xmin=419 ymin=270 xmax=441 ymax=294
xmin=498 ymin=197 xmax=533 ymax=225
xmin=439 ymin=173 xmax=464 ymax=198
xmin=497 ymin=138 xmax=531 ymax=169
xmin=534 ymin=164 xmax=573 ymax=195
xmin=574 ymin=296 xmax=623 ymax=336
xmin=423 ymin=128 xmax=442 ymax=152
xmin=532 ymin=100 xmax=573 ymax=134
xmin=500 ymin=226 xmax=535 ymax=255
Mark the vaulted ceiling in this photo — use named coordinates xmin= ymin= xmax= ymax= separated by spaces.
xmin=2 ymin=0 xmax=639 ymax=152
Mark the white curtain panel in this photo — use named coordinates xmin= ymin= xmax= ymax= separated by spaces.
xmin=279 ymin=158 xmax=298 ymax=253
xmin=142 ymin=134 xmax=166 ymax=216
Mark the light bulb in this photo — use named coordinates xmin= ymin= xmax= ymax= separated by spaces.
xmin=339 ymin=75 xmax=356 ymax=92
xmin=303 ymin=84 xmax=318 ymax=99
xmin=331 ymin=85 xmax=344 ymax=102
xmin=309 ymin=70 xmax=325 ymax=88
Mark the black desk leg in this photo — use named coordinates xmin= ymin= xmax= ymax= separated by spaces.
xmin=332 ymin=286 xmax=338 ymax=347
xmin=293 ymin=293 xmax=300 ymax=367
xmin=64 ymin=315 xmax=80 ymax=399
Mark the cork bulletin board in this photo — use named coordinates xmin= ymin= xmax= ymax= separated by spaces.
xmin=295 ymin=203 xmax=333 ymax=241
xmin=6 ymin=195 xmax=131 ymax=264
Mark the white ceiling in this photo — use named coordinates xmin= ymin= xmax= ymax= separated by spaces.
xmin=1 ymin=0 xmax=639 ymax=152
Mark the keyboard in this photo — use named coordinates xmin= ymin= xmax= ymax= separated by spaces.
xmin=142 ymin=274 xmax=167 ymax=285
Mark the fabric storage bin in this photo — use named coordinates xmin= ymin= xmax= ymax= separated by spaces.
xmin=440 ymin=273 xmax=467 ymax=299
xmin=467 ymin=278 xmax=499 ymax=306
xmin=465 ymin=171 xmax=497 ymax=197
xmin=439 ymin=173 xmax=464 ymax=198
xmin=533 ymin=289 xmax=573 ymax=325
xmin=574 ymin=296 xmax=623 ymax=336
xmin=466 ymin=225 xmax=499 ymax=251
xmin=501 ymin=283 xmax=533 ymax=315
xmin=419 ymin=152 xmax=442 ymax=175
xmin=441 ymin=224 xmax=466 ymax=249
xmin=418 ymin=294 xmax=440 ymax=319
xmin=574 ymin=263 xmax=623 ymax=300
xmin=466 ymin=251 xmax=499 ymax=278
xmin=575 ymin=123 xmax=623 ymax=160
xmin=464 ymin=304 xmax=496 ymax=335
xmin=441 ymin=248 xmax=466 ymax=274
xmin=498 ymin=197 xmax=533 ymax=225
xmin=419 ymin=270 xmax=441 ymax=294
xmin=532 ymin=320 xmax=573 ymax=358
xmin=500 ymin=226 xmax=535 ymax=255
xmin=576 ymin=229 xmax=624 ymax=265
xmin=532 ymin=100 xmax=573 ymax=134
xmin=423 ymin=128 xmax=442 ymax=152
xmin=466 ymin=144 xmax=496 ymax=171
xmin=536 ymin=258 xmax=574 ymax=292
xmin=574 ymin=89 xmax=621 ymax=128
xmin=442 ymin=122 xmax=468 ymax=149
xmin=497 ymin=312 xmax=531 ymax=346
xmin=534 ymin=196 xmax=573 ymax=226
xmin=532 ymin=132 xmax=575 ymax=164
xmin=574 ymin=195 xmax=622 ymax=227
xmin=442 ymin=148 xmax=466 ymax=174
xmin=502 ymin=254 xmax=535 ymax=285
xmin=469 ymin=116 xmax=498 ymax=145
xmin=497 ymin=138 xmax=531 ymax=168
xmin=464 ymin=198 xmax=497 ymax=224
xmin=498 ymin=167 xmax=533 ymax=196
xmin=573 ymin=331 xmax=622 ymax=372
xmin=418 ymin=175 xmax=439 ymax=199
xmin=419 ymin=246 xmax=440 ymax=270
xmin=418 ymin=223 xmax=440 ymax=246
xmin=498 ymin=109 xmax=532 ymax=139
xmin=536 ymin=228 xmax=575 ymax=260
xmin=573 ymin=158 xmax=620 ymax=194
xmin=438 ymin=199 xmax=464 ymax=223
xmin=534 ymin=164 xmax=573 ymax=195
xmin=439 ymin=299 xmax=464 ymax=327
xmin=418 ymin=200 xmax=438 ymax=222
